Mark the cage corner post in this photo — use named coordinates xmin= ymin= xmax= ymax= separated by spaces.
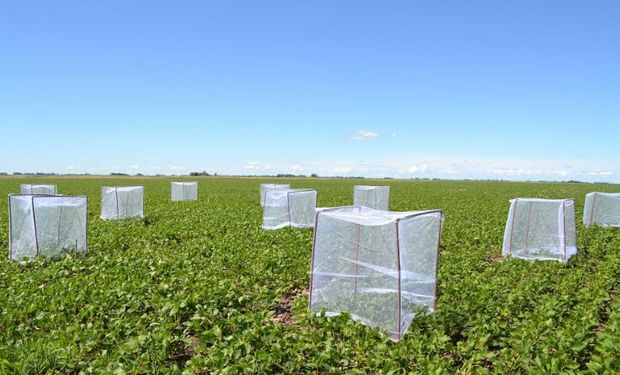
xmin=287 ymin=191 xmax=292 ymax=227
xmin=508 ymin=199 xmax=519 ymax=256
xmin=394 ymin=218 xmax=402 ymax=341
xmin=31 ymin=196 xmax=40 ymax=256
xmin=588 ymin=192 xmax=598 ymax=227
xmin=308 ymin=209 xmax=322 ymax=310
xmin=7 ymin=195 xmax=13 ymax=259
xmin=432 ymin=211 xmax=444 ymax=311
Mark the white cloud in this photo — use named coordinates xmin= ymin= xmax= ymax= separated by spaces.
xmin=148 ymin=165 xmax=189 ymax=171
xmin=213 ymin=154 xmax=620 ymax=183
xmin=244 ymin=161 xmax=275 ymax=170
xmin=40 ymin=153 xmax=620 ymax=182
xmin=406 ymin=164 xmax=428 ymax=173
xmin=332 ymin=167 xmax=352 ymax=174
xmin=588 ymin=171 xmax=613 ymax=177
xmin=349 ymin=130 xmax=381 ymax=141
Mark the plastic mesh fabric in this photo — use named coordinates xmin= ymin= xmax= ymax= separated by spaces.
xmin=19 ymin=184 xmax=57 ymax=195
xmin=262 ymin=189 xmax=317 ymax=230
xmin=502 ymin=198 xmax=577 ymax=263
xmin=9 ymin=195 xmax=87 ymax=260
xmin=584 ymin=192 xmax=620 ymax=227
xmin=9 ymin=195 xmax=37 ymax=260
xmin=171 ymin=182 xmax=198 ymax=201
xmin=259 ymin=183 xmax=290 ymax=207
xmin=310 ymin=206 xmax=443 ymax=341
xmin=353 ymin=185 xmax=390 ymax=210
xmin=100 ymin=186 xmax=144 ymax=220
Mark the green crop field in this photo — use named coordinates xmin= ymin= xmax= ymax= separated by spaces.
xmin=1 ymin=176 xmax=620 ymax=374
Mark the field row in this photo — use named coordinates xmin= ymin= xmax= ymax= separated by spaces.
xmin=0 ymin=177 xmax=619 ymax=373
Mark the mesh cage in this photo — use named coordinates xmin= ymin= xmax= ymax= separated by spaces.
xmin=309 ymin=206 xmax=444 ymax=341
xmin=353 ymin=185 xmax=390 ymax=210
xmin=100 ymin=186 xmax=145 ymax=220
xmin=262 ymin=189 xmax=317 ymax=230
xmin=9 ymin=194 xmax=88 ymax=261
xmin=502 ymin=198 xmax=577 ymax=263
xmin=19 ymin=184 xmax=57 ymax=195
xmin=584 ymin=192 xmax=620 ymax=227
xmin=259 ymin=183 xmax=291 ymax=207
xmin=171 ymin=182 xmax=198 ymax=201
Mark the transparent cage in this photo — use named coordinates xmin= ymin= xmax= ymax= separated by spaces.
xmin=584 ymin=192 xmax=620 ymax=227
xmin=9 ymin=194 xmax=88 ymax=260
xmin=259 ymin=183 xmax=291 ymax=207
xmin=100 ymin=186 xmax=144 ymax=220
xmin=171 ymin=182 xmax=198 ymax=202
xmin=502 ymin=198 xmax=577 ymax=263
xmin=353 ymin=185 xmax=390 ymax=210
xmin=309 ymin=206 xmax=444 ymax=341
xmin=20 ymin=184 xmax=57 ymax=195
xmin=262 ymin=189 xmax=317 ymax=230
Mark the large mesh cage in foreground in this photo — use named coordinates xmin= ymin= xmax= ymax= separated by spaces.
xmin=9 ymin=194 xmax=88 ymax=260
xmin=262 ymin=189 xmax=317 ymax=230
xmin=100 ymin=186 xmax=144 ymax=220
xmin=353 ymin=185 xmax=390 ymax=210
xmin=309 ymin=206 xmax=444 ymax=341
xmin=20 ymin=184 xmax=57 ymax=195
xmin=502 ymin=198 xmax=577 ymax=263
xmin=171 ymin=182 xmax=198 ymax=202
xmin=259 ymin=183 xmax=291 ymax=207
xmin=584 ymin=192 xmax=620 ymax=227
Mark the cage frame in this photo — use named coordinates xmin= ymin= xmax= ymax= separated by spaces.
xmin=261 ymin=188 xmax=317 ymax=229
xmin=171 ymin=181 xmax=198 ymax=202
xmin=8 ymin=193 xmax=89 ymax=259
xmin=19 ymin=184 xmax=58 ymax=195
xmin=504 ymin=197 xmax=576 ymax=263
xmin=308 ymin=205 xmax=444 ymax=341
xmin=584 ymin=192 xmax=620 ymax=227
xmin=259 ymin=183 xmax=291 ymax=207
xmin=353 ymin=185 xmax=390 ymax=210
xmin=100 ymin=185 xmax=145 ymax=220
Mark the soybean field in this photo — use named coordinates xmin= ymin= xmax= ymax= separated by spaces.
xmin=1 ymin=177 xmax=620 ymax=374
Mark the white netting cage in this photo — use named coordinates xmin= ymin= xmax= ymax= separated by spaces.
xmin=584 ymin=192 xmax=620 ymax=227
xmin=262 ymin=189 xmax=317 ymax=230
xmin=9 ymin=194 xmax=88 ymax=260
xmin=502 ymin=198 xmax=577 ymax=263
xmin=259 ymin=183 xmax=291 ymax=207
xmin=171 ymin=182 xmax=198 ymax=202
xmin=20 ymin=184 xmax=57 ymax=195
xmin=353 ymin=185 xmax=390 ymax=210
xmin=100 ymin=186 xmax=144 ymax=220
xmin=309 ymin=206 xmax=444 ymax=341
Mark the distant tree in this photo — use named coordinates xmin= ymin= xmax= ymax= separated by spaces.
xmin=310 ymin=173 xmax=319 ymax=178
xmin=190 ymin=171 xmax=210 ymax=176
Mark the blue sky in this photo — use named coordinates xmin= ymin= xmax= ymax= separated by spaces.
xmin=1 ymin=0 xmax=618 ymax=181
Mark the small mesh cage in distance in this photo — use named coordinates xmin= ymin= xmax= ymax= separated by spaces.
xmin=19 ymin=184 xmax=57 ymax=195
xmin=100 ymin=186 xmax=145 ymax=220
xmin=259 ymin=183 xmax=291 ymax=207
xmin=353 ymin=185 xmax=390 ymax=210
xmin=171 ymin=182 xmax=198 ymax=202
xmin=262 ymin=189 xmax=317 ymax=230
xmin=584 ymin=192 xmax=620 ymax=227
xmin=309 ymin=206 xmax=444 ymax=341
xmin=9 ymin=194 xmax=88 ymax=261
xmin=502 ymin=198 xmax=577 ymax=263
